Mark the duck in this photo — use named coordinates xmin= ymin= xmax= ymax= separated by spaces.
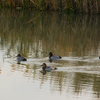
xmin=49 ymin=52 xmax=62 ymax=61
xmin=16 ymin=54 xmax=27 ymax=64
xmin=41 ymin=63 xmax=57 ymax=71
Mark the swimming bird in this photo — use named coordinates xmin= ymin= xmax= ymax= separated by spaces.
xmin=41 ymin=63 xmax=57 ymax=71
xmin=16 ymin=54 xmax=27 ymax=64
xmin=49 ymin=52 xmax=62 ymax=61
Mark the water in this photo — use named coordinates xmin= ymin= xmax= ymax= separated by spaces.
xmin=0 ymin=9 xmax=100 ymax=100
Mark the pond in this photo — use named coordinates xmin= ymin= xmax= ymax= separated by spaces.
xmin=0 ymin=9 xmax=100 ymax=100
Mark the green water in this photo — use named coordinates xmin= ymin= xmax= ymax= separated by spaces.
xmin=0 ymin=10 xmax=100 ymax=100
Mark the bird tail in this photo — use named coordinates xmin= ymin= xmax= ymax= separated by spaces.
xmin=53 ymin=67 xmax=57 ymax=70
xmin=59 ymin=56 xmax=62 ymax=58
xmin=23 ymin=58 xmax=27 ymax=61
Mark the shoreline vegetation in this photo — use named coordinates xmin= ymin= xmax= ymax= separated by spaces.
xmin=0 ymin=0 xmax=100 ymax=14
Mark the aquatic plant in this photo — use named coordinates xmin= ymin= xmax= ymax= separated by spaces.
xmin=0 ymin=0 xmax=100 ymax=13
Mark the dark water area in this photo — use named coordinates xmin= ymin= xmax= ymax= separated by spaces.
xmin=0 ymin=9 xmax=100 ymax=100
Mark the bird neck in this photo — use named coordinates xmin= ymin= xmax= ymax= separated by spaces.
xmin=49 ymin=54 xmax=53 ymax=57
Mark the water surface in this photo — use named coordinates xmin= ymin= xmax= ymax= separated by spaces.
xmin=0 ymin=10 xmax=100 ymax=100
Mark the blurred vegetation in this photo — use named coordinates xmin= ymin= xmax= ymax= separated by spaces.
xmin=0 ymin=10 xmax=100 ymax=58
xmin=0 ymin=0 xmax=100 ymax=13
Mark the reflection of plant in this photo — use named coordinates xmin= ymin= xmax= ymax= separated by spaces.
xmin=39 ymin=71 xmax=100 ymax=98
xmin=93 ymin=75 xmax=100 ymax=98
xmin=11 ymin=61 xmax=100 ymax=98
xmin=73 ymin=73 xmax=100 ymax=98
xmin=0 ymin=10 xmax=100 ymax=58
xmin=11 ymin=64 xmax=38 ymax=77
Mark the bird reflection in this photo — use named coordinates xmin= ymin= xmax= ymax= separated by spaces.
xmin=40 ymin=69 xmax=46 ymax=75
xmin=49 ymin=59 xmax=52 ymax=62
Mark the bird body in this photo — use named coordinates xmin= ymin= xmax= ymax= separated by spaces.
xmin=41 ymin=63 xmax=57 ymax=71
xmin=49 ymin=52 xmax=61 ymax=61
xmin=50 ymin=55 xmax=61 ymax=60
xmin=42 ymin=66 xmax=52 ymax=71
xmin=16 ymin=54 xmax=27 ymax=64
